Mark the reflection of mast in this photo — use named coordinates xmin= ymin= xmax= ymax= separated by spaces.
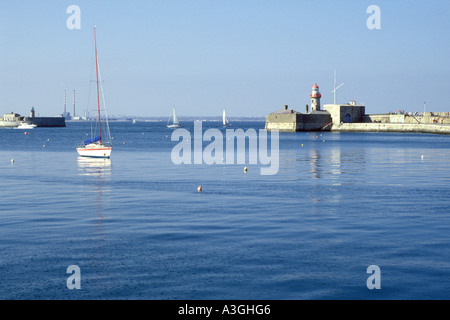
xmin=77 ymin=157 xmax=112 ymax=226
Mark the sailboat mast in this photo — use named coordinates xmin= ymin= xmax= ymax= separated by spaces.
xmin=94 ymin=26 xmax=102 ymax=142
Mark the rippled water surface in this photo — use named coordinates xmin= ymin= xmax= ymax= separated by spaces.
xmin=1 ymin=121 xmax=450 ymax=299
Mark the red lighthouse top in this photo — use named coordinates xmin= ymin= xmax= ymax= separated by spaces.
xmin=310 ymin=83 xmax=321 ymax=98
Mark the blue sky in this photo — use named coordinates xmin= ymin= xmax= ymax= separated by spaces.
xmin=1 ymin=0 xmax=449 ymax=117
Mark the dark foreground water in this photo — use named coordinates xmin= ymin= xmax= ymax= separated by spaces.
xmin=1 ymin=120 xmax=450 ymax=299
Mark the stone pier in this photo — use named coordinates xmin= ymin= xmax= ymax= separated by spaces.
xmin=331 ymin=122 xmax=450 ymax=134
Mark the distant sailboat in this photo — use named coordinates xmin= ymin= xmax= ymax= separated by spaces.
xmin=222 ymin=109 xmax=229 ymax=126
xmin=76 ymin=26 xmax=112 ymax=159
xmin=167 ymin=106 xmax=181 ymax=128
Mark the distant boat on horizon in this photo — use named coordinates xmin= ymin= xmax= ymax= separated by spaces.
xmin=76 ymin=26 xmax=112 ymax=159
xmin=167 ymin=106 xmax=182 ymax=128
xmin=223 ymin=109 xmax=230 ymax=126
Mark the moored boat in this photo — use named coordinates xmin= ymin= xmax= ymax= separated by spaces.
xmin=76 ymin=26 xmax=112 ymax=159
xmin=14 ymin=122 xmax=37 ymax=129
xmin=167 ymin=106 xmax=181 ymax=128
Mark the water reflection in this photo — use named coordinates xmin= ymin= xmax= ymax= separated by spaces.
xmin=77 ymin=157 xmax=112 ymax=177
xmin=309 ymin=149 xmax=320 ymax=179
xmin=77 ymin=157 xmax=112 ymax=223
xmin=306 ymin=146 xmax=366 ymax=183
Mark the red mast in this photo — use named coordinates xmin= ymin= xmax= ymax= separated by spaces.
xmin=94 ymin=26 xmax=102 ymax=143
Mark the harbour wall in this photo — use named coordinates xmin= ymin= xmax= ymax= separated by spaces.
xmin=331 ymin=122 xmax=450 ymax=134
xmin=265 ymin=109 xmax=331 ymax=132
xmin=362 ymin=113 xmax=450 ymax=125
xmin=25 ymin=117 xmax=66 ymax=127
xmin=0 ymin=120 xmax=21 ymax=127
xmin=265 ymin=113 xmax=300 ymax=132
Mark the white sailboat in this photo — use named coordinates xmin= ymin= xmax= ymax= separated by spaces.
xmin=167 ymin=106 xmax=181 ymax=128
xmin=76 ymin=26 xmax=112 ymax=159
xmin=222 ymin=109 xmax=229 ymax=126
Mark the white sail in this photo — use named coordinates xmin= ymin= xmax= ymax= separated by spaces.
xmin=172 ymin=106 xmax=178 ymax=125
xmin=167 ymin=106 xmax=181 ymax=128
xmin=223 ymin=109 xmax=228 ymax=126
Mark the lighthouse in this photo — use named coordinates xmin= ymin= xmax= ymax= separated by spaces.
xmin=310 ymin=83 xmax=322 ymax=111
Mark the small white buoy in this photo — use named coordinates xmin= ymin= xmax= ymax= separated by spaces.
xmin=10 ymin=158 xmax=14 ymax=164
xmin=421 ymin=155 xmax=424 ymax=160
xmin=43 ymin=144 xmax=46 ymax=147
xmin=244 ymin=167 xmax=248 ymax=173
xmin=197 ymin=185 xmax=202 ymax=192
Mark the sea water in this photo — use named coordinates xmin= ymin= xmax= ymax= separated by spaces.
xmin=1 ymin=121 xmax=450 ymax=299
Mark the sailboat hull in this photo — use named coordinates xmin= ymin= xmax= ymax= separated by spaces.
xmin=77 ymin=143 xmax=112 ymax=158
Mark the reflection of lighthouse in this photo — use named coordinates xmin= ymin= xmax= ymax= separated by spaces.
xmin=310 ymin=83 xmax=322 ymax=111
